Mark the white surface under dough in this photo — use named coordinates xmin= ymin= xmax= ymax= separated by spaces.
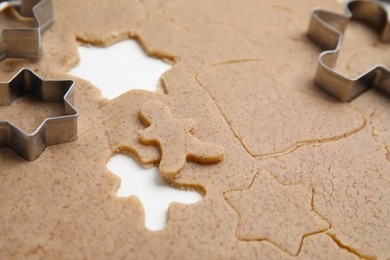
xmin=69 ymin=39 xmax=171 ymax=99
xmin=107 ymin=154 xmax=202 ymax=231
xmin=69 ymin=39 xmax=201 ymax=231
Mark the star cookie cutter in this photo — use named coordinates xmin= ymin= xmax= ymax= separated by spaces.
xmin=0 ymin=0 xmax=53 ymax=61
xmin=0 ymin=69 xmax=78 ymax=161
xmin=307 ymin=0 xmax=390 ymax=101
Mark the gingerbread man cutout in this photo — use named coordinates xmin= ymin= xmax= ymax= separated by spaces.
xmin=139 ymin=101 xmax=224 ymax=178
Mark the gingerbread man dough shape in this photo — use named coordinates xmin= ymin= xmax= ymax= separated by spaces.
xmin=139 ymin=100 xmax=224 ymax=178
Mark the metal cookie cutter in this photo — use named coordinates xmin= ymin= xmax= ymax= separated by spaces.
xmin=307 ymin=0 xmax=390 ymax=102
xmin=0 ymin=0 xmax=53 ymax=61
xmin=0 ymin=69 xmax=78 ymax=161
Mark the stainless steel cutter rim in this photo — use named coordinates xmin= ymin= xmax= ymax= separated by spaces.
xmin=0 ymin=68 xmax=78 ymax=161
xmin=0 ymin=0 xmax=52 ymax=28
xmin=0 ymin=0 xmax=53 ymax=61
xmin=1 ymin=86 xmax=77 ymax=136
xmin=308 ymin=0 xmax=390 ymax=101
xmin=315 ymin=1 xmax=389 ymax=80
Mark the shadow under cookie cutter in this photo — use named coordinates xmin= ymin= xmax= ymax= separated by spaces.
xmin=307 ymin=0 xmax=390 ymax=102
xmin=0 ymin=0 xmax=53 ymax=61
xmin=0 ymin=69 xmax=78 ymax=161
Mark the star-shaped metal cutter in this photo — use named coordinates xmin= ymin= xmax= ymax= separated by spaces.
xmin=0 ymin=69 xmax=78 ymax=161
xmin=0 ymin=0 xmax=53 ymax=61
xmin=307 ymin=0 xmax=390 ymax=102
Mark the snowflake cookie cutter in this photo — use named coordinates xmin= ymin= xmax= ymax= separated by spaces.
xmin=307 ymin=0 xmax=390 ymax=102
xmin=0 ymin=0 xmax=53 ymax=61
xmin=0 ymin=69 xmax=78 ymax=161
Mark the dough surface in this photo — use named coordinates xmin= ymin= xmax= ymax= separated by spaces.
xmin=0 ymin=0 xmax=389 ymax=259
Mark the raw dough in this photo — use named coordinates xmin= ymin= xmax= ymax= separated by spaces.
xmin=139 ymin=100 xmax=224 ymax=178
xmin=0 ymin=0 xmax=389 ymax=259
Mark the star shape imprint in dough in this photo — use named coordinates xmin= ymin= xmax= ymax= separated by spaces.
xmin=224 ymin=171 xmax=329 ymax=255
xmin=139 ymin=100 xmax=224 ymax=178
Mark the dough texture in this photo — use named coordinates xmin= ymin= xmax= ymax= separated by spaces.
xmin=0 ymin=0 xmax=389 ymax=259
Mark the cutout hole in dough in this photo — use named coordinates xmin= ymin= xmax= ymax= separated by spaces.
xmin=107 ymin=154 xmax=203 ymax=231
xmin=69 ymin=39 xmax=171 ymax=99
